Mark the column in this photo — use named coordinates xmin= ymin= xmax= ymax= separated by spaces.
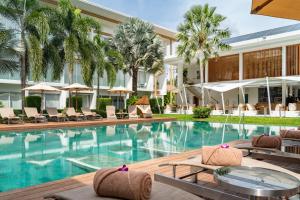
xmin=239 ymin=53 xmax=243 ymax=103
xmin=282 ymin=46 xmax=287 ymax=106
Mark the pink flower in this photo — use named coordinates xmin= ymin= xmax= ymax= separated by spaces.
xmin=220 ymin=144 xmax=230 ymax=148
xmin=118 ymin=164 xmax=129 ymax=171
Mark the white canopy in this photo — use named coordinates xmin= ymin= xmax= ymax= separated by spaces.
xmin=62 ymin=83 xmax=91 ymax=91
xmin=200 ymin=81 xmax=254 ymax=93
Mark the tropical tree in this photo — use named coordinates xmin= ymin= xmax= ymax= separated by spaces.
xmin=48 ymin=0 xmax=101 ymax=87
xmin=112 ymin=17 xmax=164 ymax=95
xmin=0 ymin=24 xmax=19 ymax=74
xmin=0 ymin=0 xmax=59 ymax=110
xmin=92 ymin=36 xmax=124 ymax=97
xmin=177 ymin=4 xmax=231 ymax=105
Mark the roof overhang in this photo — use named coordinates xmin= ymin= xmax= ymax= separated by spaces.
xmin=251 ymin=0 xmax=300 ymax=21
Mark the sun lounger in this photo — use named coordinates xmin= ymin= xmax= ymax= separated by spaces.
xmin=128 ymin=105 xmax=139 ymax=118
xmin=46 ymin=107 xmax=66 ymax=122
xmin=232 ymin=104 xmax=245 ymax=116
xmin=106 ymin=106 xmax=117 ymax=119
xmin=24 ymin=107 xmax=47 ymax=123
xmin=210 ymin=104 xmax=223 ymax=115
xmin=156 ymin=154 xmax=300 ymax=200
xmin=44 ymin=182 xmax=204 ymax=200
xmin=81 ymin=107 xmax=102 ymax=120
xmin=0 ymin=107 xmax=22 ymax=124
xmin=136 ymin=105 xmax=152 ymax=118
xmin=245 ymin=104 xmax=258 ymax=116
xmin=66 ymin=107 xmax=85 ymax=121
xmin=235 ymin=142 xmax=300 ymax=164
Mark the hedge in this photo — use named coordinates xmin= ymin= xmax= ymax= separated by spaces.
xmin=96 ymin=98 xmax=112 ymax=117
xmin=126 ymin=95 xmax=139 ymax=106
xmin=25 ymin=96 xmax=42 ymax=112
xmin=66 ymin=96 xmax=83 ymax=111
xmin=193 ymin=106 xmax=211 ymax=118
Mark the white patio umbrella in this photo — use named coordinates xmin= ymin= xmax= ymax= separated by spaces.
xmin=62 ymin=83 xmax=91 ymax=110
xmin=23 ymin=82 xmax=60 ymax=113
xmin=108 ymin=86 xmax=132 ymax=109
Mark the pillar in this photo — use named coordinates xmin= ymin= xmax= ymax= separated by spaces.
xmin=282 ymin=46 xmax=287 ymax=106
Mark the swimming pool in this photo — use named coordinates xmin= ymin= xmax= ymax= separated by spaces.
xmin=0 ymin=121 xmax=294 ymax=192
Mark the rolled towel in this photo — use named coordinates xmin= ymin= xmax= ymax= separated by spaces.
xmin=280 ymin=130 xmax=300 ymax=139
xmin=93 ymin=167 xmax=152 ymax=200
xmin=252 ymin=135 xmax=282 ymax=150
xmin=202 ymin=145 xmax=242 ymax=166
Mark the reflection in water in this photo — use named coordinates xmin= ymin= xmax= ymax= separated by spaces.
xmin=0 ymin=121 xmax=296 ymax=192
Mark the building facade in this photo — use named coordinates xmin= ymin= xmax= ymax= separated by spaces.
xmin=166 ymin=23 xmax=300 ymax=113
xmin=0 ymin=0 xmax=177 ymax=110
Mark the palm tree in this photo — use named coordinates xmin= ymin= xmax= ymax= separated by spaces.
xmin=92 ymin=36 xmax=124 ymax=97
xmin=177 ymin=4 xmax=231 ymax=106
xmin=0 ymin=25 xmax=19 ymax=73
xmin=0 ymin=0 xmax=52 ymax=110
xmin=49 ymin=0 xmax=101 ymax=85
xmin=112 ymin=17 xmax=164 ymax=95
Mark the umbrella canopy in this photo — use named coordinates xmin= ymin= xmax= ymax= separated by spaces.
xmin=135 ymin=96 xmax=150 ymax=105
xmin=251 ymin=0 xmax=300 ymax=20
xmin=107 ymin=86 xmax=132 ymax=94
xmin=23 ymin=83 xmax=60 ymax=113
xmin=23 ymin=82 xmax=60 ymax=92
xmin=62 ymin=83 xmax=91 ymax=91
xmin=62 ymin=83 xmax=91 ymax=110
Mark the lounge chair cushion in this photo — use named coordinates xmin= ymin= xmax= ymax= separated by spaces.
xmin=45 ymin=182 xmax=204 ymax=200
xmin=252 ymin=135 xmax=282 ymax=150
xmin=202 ymin=146 xmax=242 ymax=166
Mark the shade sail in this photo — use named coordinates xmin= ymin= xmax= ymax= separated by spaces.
xmin=277 ymin=76 xmax=300 ymax=82
xmin=23 ymin=83 xmax=60 ymax=92
xmin=251 ymin=0 xmax=300 ymax=21
xmin=194 ymin=81 xmax=254 ymax=93
xmin=62 ymin=83 xmax=91 ymax=91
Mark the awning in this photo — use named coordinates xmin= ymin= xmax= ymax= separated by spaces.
xmin=193 ymin=81 xmax=254 ymax=93
xmin=251 ymin=0 xmax=300 ymax=21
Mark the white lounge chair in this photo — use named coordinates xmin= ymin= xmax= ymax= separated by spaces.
xmin=271 ymin=104 xmax=285 ymax=117
xmin=286 ymin=103 xmax=300 ymax=117
xmin=24 ymin=107 xmax=47 ymax=123
xmin=0 ymin=107 xmax=22 ymax=124
xmin=211 ymin=104 xmax=223 ymax=115
xmin=46 ymin=107 xmax=66 ymax=122
xmin=232 ymin=104 xmax=246 ymax=116
xmin=136 ymin=105 xmax=152 ymax=118
xmin=106 ymin=106 xmax=117 ymax=119
xmin=81 ymin=107 xmax=102 ymax=120
xmin=66 ymin=107 xmax=85 ymax=121
xmin=128 ymin=105 xmax=139 ymax=118
xmin=245 ymin=104 xmax=258 ymax=116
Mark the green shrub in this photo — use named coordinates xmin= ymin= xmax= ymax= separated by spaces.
xmin=96 ymin=98 xmax=112 ymax=117
xmin=126 ymin=95 xmax=139 ymax=106
xmin=149 ymin=98 xmax=164 ymax=114
xmin=193 ymin=106 xmax=211 ymax=118
xmin=164 ymin=92 xmax=175 ymax=106
xmin=25 ymin=96 xmax=42 ymax=112
xmin=66 ymin=96 xmax=82 ymax=111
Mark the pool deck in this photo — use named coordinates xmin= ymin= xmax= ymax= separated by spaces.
xmin=0 ymin=140 xmax=245 ymax=200
xmin=0 ymin=117 xmax=176 ymax=132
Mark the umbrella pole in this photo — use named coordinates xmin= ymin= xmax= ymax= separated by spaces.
xmin=76 ymin=90 xmax=78 ymax=111
xmin=41 ymin=91 xmax=44 ymax=114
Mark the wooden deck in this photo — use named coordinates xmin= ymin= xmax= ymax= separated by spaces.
xmin=0 ymin=117 xmax=176 ymax=132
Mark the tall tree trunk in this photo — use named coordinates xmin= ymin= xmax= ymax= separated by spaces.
xmin=96 ymin=72 xmax=100 ymax=98
xmin=20 ymin=30 xmax=27 ymax=113
xmin=200 ymin=61 xmax=205 ymax=106
xmin=68 ymin=69 xmax=73 ymax=107
xmin=132 ymin=68 xmax=138 ymax=96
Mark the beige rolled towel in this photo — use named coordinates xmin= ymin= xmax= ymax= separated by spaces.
xmin=202 ymin=146 xmax=242 ymax=166
xmin=93 ymin=168 xmax=152 ymax=200
xmin=252 ymin=135 xmax=282 ymax=149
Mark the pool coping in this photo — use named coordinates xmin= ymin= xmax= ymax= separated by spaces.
xmin=0 ymin=117 xmax=176 ymax=132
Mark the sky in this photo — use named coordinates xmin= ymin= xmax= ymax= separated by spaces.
xmin=89 ymin=0 xmax=298 ymax=37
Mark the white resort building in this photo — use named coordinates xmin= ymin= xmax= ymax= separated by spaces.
xmin=168 ymin=23 xmax=300 ymax=117
xmin=0 ymin=0 xmax=177 ymax=110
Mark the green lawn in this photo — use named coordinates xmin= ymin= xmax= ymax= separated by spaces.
xmin=155 ymin=114 xmax=300 ymax=126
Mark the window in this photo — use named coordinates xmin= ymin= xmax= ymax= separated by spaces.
xmin=243 ymin=48 xmax=282 ymax=79
xmin=208 ymin=54 xmax=239 ymax=82
xmin=45 ymin=94 xmax=60 ymax=108
xmin=0 ymin=92 xmax=21 ymax=109
xmin=196 ymin=70 xmax=200 ymax=79
xmin=287 ymin=44 xmax=300 ymax=76
xmin=258 ymin=87 xmax=282 ymax=103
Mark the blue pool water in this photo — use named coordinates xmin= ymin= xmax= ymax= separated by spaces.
xmin=0 ymin=121 xmax=294 ymax=192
